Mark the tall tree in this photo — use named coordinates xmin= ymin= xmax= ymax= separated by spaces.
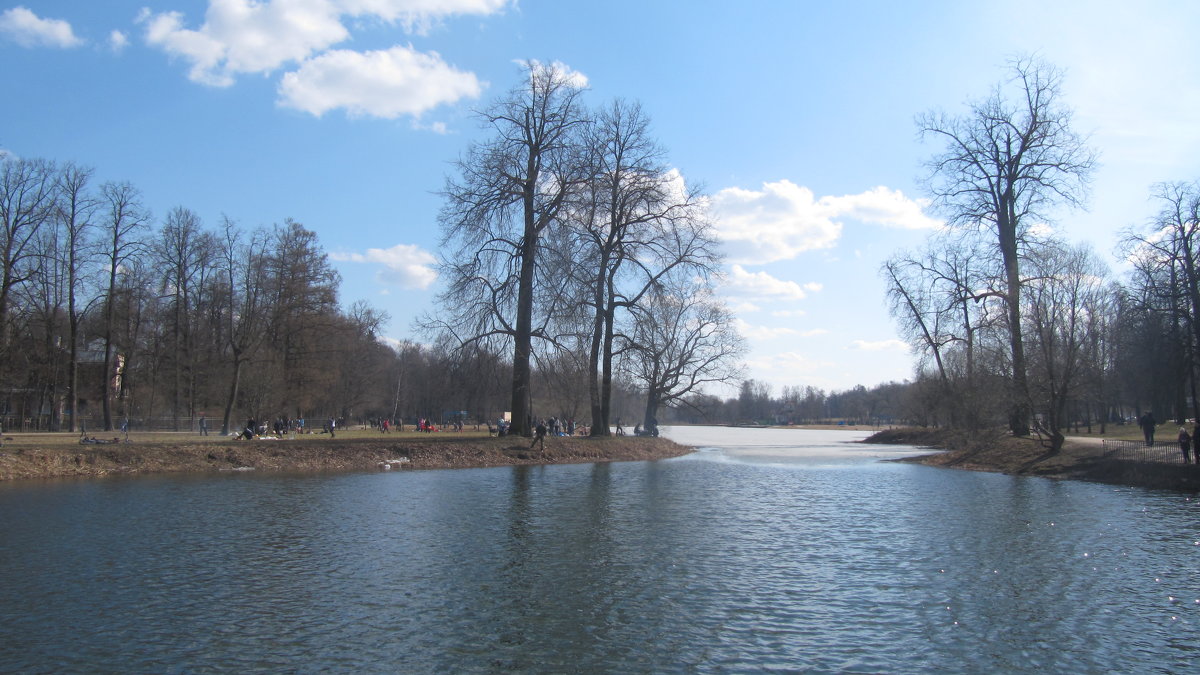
xmin=573 ymin=99 xmax=716 ymax=436
xmin=98 ymin=182 xmax=149 ymax=429
xmin=216 ymin=219 xmax=271 ymax=436
xmin=54 ymin=163 xmax=99 ymax=431
xmin=1023 ymin=243 xmax=1110 ymax=451
xmin=917 ymin=56 xmax=1096 ymax=436
xmin=156 ymin=206 xmax=208 ymax=428
xmin=0 ymin=157 xmax=58 ymax=370
xmin=435 ymin=61 xmax=590 ymax=436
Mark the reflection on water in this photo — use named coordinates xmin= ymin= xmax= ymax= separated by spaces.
xmin=0 ymin=426 xmax=1198 ymax=672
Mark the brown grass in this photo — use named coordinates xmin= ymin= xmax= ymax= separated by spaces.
xmin=0 ymin=431 xmax=692 ymax=481
xmin=866 ymin=426 xmax=1200 ymax=492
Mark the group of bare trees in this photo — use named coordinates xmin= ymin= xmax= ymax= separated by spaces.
xmin=0 ymin=156 xmax=476 ymax=433
xmin=886 ymin=56 xmax=1200 ymax=451
xmin=428 ymin=62 xmax=745 ymax=437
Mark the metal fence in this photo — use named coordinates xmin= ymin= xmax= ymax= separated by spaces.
xmin=1102 ymin=439 xmax=1193 ymax=464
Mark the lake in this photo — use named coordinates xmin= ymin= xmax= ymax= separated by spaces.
xmin=1 ymin=426 xmax=1197 ymax=673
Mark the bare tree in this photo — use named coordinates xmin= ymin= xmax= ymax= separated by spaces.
xmin=98 ymin=181 xmax=149 ymax=430
xmin=54 ymin=163 xmax=100 ymax=431
xmin=434 ymin=61 xmax=591 ymax=436
xmin=571 ymin=99 xmax=717 ymax=435
xmin=917 ymin=55 xmax=1096 ymax=436
xmin=0 ymin=157 xmax=58 ymax=372
xmin=883 ymin=234 xmax=1005 ymax=428
xmin=217 ymin=218 xmax=270 ymax=436
xmin=1117 ymin=182 xmax=1200 ymax=422
xmin=1023 ymin=243 xmax=1110 ymax=452
xmin=623 ymin=273 xmax=745 ymax=434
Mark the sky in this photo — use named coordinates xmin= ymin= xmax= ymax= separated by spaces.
xmin=2 ymin=0 xmax=1199 ymax=397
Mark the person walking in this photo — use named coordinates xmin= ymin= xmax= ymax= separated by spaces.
xmin=1139 ymin=411 xmax=1157 ymax=447
xmin=1180 ymin=427 xmax=1193 ymax=464
xmin=199 ymin=414 xmax=208 ymax=436
xmin=327 ymin=417 xmax=336 ymax=438
xmin=530 ymin=420 xmax=547 ymax=452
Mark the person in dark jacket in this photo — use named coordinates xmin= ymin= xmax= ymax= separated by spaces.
xmin=1139 ymin=412 xmax=1157 ymax=447
xmin=530 ymin=420 xmax=547 ymax=451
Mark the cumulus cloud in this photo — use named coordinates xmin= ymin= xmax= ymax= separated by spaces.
xmin=330 ymin=243 xmax=438 ymax=289
xmin=139 ymin=0 xmax=507 ymax=108
xmin=139 ymin=2 xmax=350 ymax=87
xmin=726 ymin=264 xmax=818 ymax=301
xmin=849 ymin=339 xmax=909 ymax=352
xmin=710 ymin=180 xmax=940 ymax=264
xmin=279 ymin=45 xmax=481 ymax=118
xmin=109 ymin=30 xmax=129 ymax=52
xmin=0 ymin=7 xmax=82 ymax=48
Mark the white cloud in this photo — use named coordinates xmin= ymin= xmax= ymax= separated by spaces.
xmin=522 ymin=59 xmax=589 ymax=88
xmin=139 ymin=0 xmax=508 ymax=89
xmin=745 ymin=351 xmax=836 ymax=385
xmin=849 ymin=339 xmax=909 ymax=352
xmin=140 ymin=2 xmax=349 ymax=87
xmin=730 ymin=301 xmax=761 ymax=313
xmin=710 ymin=180 xmax=940 ymax=264
xmin=109 ymin=30 xmax=129 ymax=52
xmin=823 ymin=186 xmax=941 ymax=231
xmin=279 ymin=45 xmax=481 ymax=118
xmin=0 ymin=7 xmax=82 ymax=48
xmin=331 ymin=243 xmax=438 ymax=289
xmin=734 ymin=320 xmax=827 ymax=342
xmin=770 ymin=309 xmax=807 ymax=318
xmin=734 ymin=319 xmax=799 ymax=340
xmin=342 ymin=0 xmax=510 ymax=33
xmin=726 ymin=264 xmax=816 ymax=301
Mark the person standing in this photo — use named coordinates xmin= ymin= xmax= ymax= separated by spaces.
xmin=199 ymin=414 xmax=208 ymax=436
xmin=1139 ymin=411 xmax=1157 ymax=447
xmin=1179 ymin=427 xmax=1192 ymax=464
xmin=1193 ymin=424 xmax=1200 ymax=466
xmin=328 ymin=417 xmax=336 ymax=438
xmin=530 ymin=420 xmax=547 ymax=451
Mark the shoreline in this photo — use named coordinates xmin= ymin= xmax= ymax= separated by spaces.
xmin=0 ymin=435 xmax=693 ymax=482
xmin=866 ymin=427 xmax=1200 ymax=492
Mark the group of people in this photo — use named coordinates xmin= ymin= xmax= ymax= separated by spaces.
xmin=233 ymin=416 xmax=320 ymax=439
xmin=1142 ymin=411 xmax=1200 ymax=465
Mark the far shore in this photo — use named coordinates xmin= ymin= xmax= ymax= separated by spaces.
xmin=864 ymin=426 xmax=1200 ymax=492
xmin=0 ymin=431 xmax=692 ymax=481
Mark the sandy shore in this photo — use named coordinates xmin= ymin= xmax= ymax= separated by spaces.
xmin=0 ymin=434 xmax=693 ymax=481
xmin=866 ymin=427 xmax=1200 ymax=492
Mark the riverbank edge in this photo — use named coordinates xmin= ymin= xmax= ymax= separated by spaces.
xmin=865 ymin=427 xmax=1200 ymax=492
xmin=0 ymin=436 xmax=694 ymax=481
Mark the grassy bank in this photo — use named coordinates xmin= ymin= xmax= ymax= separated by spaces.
xmin=866 ymin=426 xmax=1200 ymax=492
xmin=0 ymin=430 xmax=693 ymax=481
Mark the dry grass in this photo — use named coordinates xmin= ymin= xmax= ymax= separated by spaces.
xmin=867 ymin=426 xmax=1200 ymax=492
xmin=0 ymin=431 xmax=691 ymax=481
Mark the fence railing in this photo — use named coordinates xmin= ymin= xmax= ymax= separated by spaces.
xmin=1102 ymin=439 xmax=1192 ymax=464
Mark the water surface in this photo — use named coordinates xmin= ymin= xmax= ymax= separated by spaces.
xmin=1 ymin=426 xmax=1197 ymax=672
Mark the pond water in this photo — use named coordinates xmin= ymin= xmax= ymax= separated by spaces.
xmin=1 ymin=426 xmax=1198 ymax=673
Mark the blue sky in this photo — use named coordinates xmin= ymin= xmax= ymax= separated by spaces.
xmin=3 ymin=1 xmax=1199 ymax=395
